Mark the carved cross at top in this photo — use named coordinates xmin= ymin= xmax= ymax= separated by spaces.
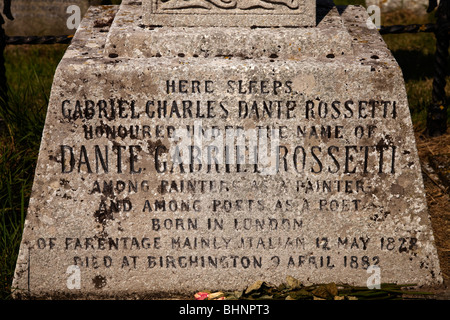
xmin=143 ymin=0 xmax=316 ymax=27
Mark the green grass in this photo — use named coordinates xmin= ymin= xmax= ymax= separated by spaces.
xmin=0 ymin=44 xmax=68 ymax=299
xmin=0 ymin=1 xmax=449 ymax=300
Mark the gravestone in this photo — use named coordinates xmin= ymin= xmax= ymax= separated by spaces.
xmin=12 ymin=1 xmax=442 ymax=299
xmin=0 ymin=0 xmax=103 ymax=36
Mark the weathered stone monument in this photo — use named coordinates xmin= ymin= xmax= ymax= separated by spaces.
xmin=12 ymin=0 xmax=442 ymax=299
xmin=1 ymin=0 xmax=103 ymax=36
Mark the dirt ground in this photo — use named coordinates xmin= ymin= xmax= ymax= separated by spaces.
xmin=415 ymin=129 xmax=450 ymax=299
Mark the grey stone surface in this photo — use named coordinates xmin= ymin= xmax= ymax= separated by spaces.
xmin=143 ymin=0 xmax=316 ymax=26
xmin=1 ymin=0 xmax=103 ymax=36
xmin=12 ymin=2 xmax=442 ymax=299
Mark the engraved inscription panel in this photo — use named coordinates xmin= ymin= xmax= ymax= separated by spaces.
xmin=12 ymin=62 xmax=442 ymax=298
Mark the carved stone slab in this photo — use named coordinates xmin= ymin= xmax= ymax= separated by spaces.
xmin=143 ymin=0 xmax=316 ymax=26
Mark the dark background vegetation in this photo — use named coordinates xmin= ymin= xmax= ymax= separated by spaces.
xmin=0 ymin=0 xmax=448 ymax=299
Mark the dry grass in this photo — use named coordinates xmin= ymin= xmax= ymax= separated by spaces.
xmin=415 ymin=130 xmax=450 ymax=289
